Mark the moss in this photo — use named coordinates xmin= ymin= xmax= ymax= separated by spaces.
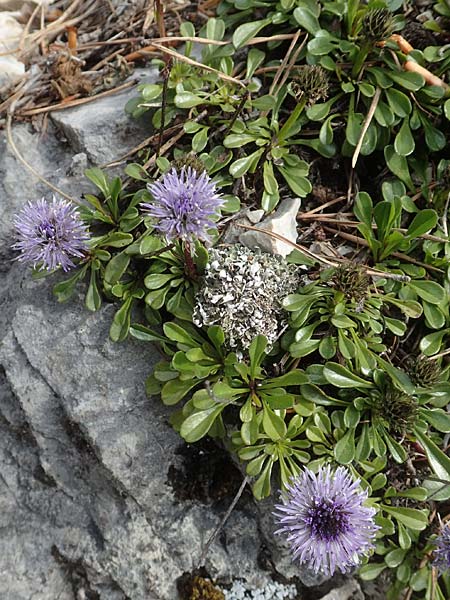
xmin=190 ymin=576 xmax=225 ymax=600
xmin=177 ymin=571 xmax=224 ymax=600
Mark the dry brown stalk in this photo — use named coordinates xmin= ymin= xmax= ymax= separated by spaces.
xmin=145 ymin=43 xmax=246 ymax=87
xmin=236 ymin=223 xmax=410 ymax=281
xmin=404 ymin=60 xmax=448 ymax=89
xmin=352 ymin=87 xmax=381 ymax=168
xmin=322 ymin=225 xmax=443 ymax=273
xmin=16 ymin=79 xmax=137 ymax=116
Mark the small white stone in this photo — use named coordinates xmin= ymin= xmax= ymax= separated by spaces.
xmin=239 ymin=198 xmax=301 ymax=257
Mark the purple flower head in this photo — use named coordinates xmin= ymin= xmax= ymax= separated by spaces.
xmin=13 ymin=197 xmax=89 ymax=272
xmin=433 ymin=524 xmax=450 ymax=573
xmin=273 ymin=465 xmax=379 ymax=577
xmin=142 ymin=167 xmax=223 ymax=242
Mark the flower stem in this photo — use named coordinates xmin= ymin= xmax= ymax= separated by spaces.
xmin=183 ymin=242 xmax=198 ymax=280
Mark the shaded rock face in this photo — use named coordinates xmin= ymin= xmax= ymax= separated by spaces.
xmin=0 ymin=86 xmax=364 ymax=599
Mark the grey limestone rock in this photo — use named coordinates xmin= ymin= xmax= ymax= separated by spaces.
xmin=50 ymin=68 xmax=158 ymax=166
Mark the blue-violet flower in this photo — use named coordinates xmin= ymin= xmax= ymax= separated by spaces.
xmin=433 ymin=523 xmax=450 ymax=573
xmin=274 ymin=465 xmax=379 ymax=576
xmin=13 ymin=197 xmax=89 ymax=272
xmin=142 ymin=167 xmax=223 ymax=242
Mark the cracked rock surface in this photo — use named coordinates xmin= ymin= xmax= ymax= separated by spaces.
xmin=0 ymin=86 xmax=367 ymax=600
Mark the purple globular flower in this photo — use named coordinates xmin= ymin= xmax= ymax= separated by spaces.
xmin=142 ymin=167 xmax=223 ymax=242
xmin=13 ymin=197 xmax=89 ymax=272
xmin=273 ymin=465 xmax=379 ymax=577
xmin=433 ymin=524 xmax=450 ymax=573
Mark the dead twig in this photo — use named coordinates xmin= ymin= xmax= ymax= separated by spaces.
xmin=298 ymin=215 xmax=446 ymax=242
xmin=236 ymin=223 xmax=410 ymax=281
xmin=143 ymin=43 xmax=246 ymax=88
xmin=352 ymin=87 xmax=381 ymax=168
xmin=16 ymin=79 xmax=137 ymax=116
xmin=322 ymin=225 xmax=443 ymax=273
xmin=196 ymin=474 xmax=250 ymax=569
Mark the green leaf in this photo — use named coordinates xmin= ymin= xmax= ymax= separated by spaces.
xmin=410 ymin=567 xmax=428 ymax=592
xmin=85 ymin=167 xmax=109 ymax=197
xmin=249 ymin=335 xmax=267 ymax=378
xmin=385 ymin=88 xmax=412 ymax=117
xmin=354 ymin=192 xmax=373 ymax=227
xmin=420 ymin=329 xmax=449 ymax=356
xmin=262 ymin=404 xmax=287 ymax=441
xmin=334 ymin=428 xmax=355 ymax=464
xmin=241 ymin=418 xmax=259 ymax=446
xmin=125 ymin=163 xmax=149 ymax=181
xmin=145 ymin=374 xmax=162 ymax=397
xmin=385 ymin=548 xmax=407 ymax=568
xmin=175 ymin=91 xmax=203 ymax=109
xmin=161 ymin=378 xmax=198 ymax=405
xmin=101 ymin=232 xmax=134 ymax=248
xmin=346 ymin=109 xmax=363 ymax=146
xmin=374 ymin=100 xmax=395 ymax=128
xmin=388 ymin=69 xmax=425 ymax=91
xmin=229 ymin=148 xmax=264 ymax=177
xmin=421 ymin=115 xmax=446 ymax=151
xmin=420 ymin=408 xmax=450 ymax=433
xmin=356 ymin=423 xmax=371 ymax=461
xmin=263 ymin=161 xmax=278 ymax=195
xmin=140 ymin=83 xmax=162 ymax=101
xmin=381 ymin=505 xmax=429 ymax=530
xmin=423 ymin=303 xmax=445 ymax=330
xmin=129 ymin=324 xmax=168 ymax=344
xmin=232 ymin=18 xmax=270 ymax=49
xmin=375 ymin=355 xmax=415 ymax=394
xmin=144 ymin=273 xmax=175 ymax=290
xmin=444 ymin=98 xmax=450 ymax=120
xmin=246 ymin=48 xmax=265 ymax=79
xmin=319 ymin=335 xmax=336 ymax=359
xmin=344 ymin=405 xmax=360 ymax=428
xmin=53 ymin=265 xmax=88 ymax=302
xmin=323 ymin=362 xmax=373 ymax=389
xmin=180 ymin=405 xmax=225 ymax=442
xmin=408 ymin=280 xmax=445 ymax=305
xmin=293 ymin=6 xmax=321 ymax=35
xmin=85 ymin=267 xmax=101 ymax=311
xmin=163 ymin=322 xmax=199 ymax=347
xmin=394 ymin=119 xmax=415 ymax=157
xmin=398 ymin=522 xmax=411 ymax=550
xmin=207 ymin=325 xmax=225 ymax=352
xmin=224 ymin=134 xmax=257 ymax=148
xmin=206 ymin=17 xmax=225 ymax=41
xmin=246 ymin=453 xmax=267 ymax=476
xmin=307 ymin=35 xmax=335 ymax=56
xmin=253 ymin=458 xmax=274 ymax=499
xmin=264 ymin=369 xmax=308 ymax=387
xmin=395 ymin=487 xmax=428 ymax=501
xmin=358 ymin=563 xmax=386 ymax=581
xmin=406 ymin=209 xmax=438 ymax=238
xmin=384 ymin=145 xmax=414 ymax=191
xmin=277 ymin=166 xmax=312 ymax=197
xmin=192 ymin=127 xmax=209 ymax=153
xmin=415 ymin=428 xmax=450 ymax=482
xmin=300 ymin=383 xmax=349 ymax=406
xmin=109 ymin=297 xmax=132 ymax=342
xmin=384 ymin=431 xmax=407 ymax=463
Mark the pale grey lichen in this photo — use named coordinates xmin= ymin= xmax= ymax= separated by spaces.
xmin=223 ymin=579 xmax=297 ymax=600
xmin=193 ymin=245 xmax=300 ymax=352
